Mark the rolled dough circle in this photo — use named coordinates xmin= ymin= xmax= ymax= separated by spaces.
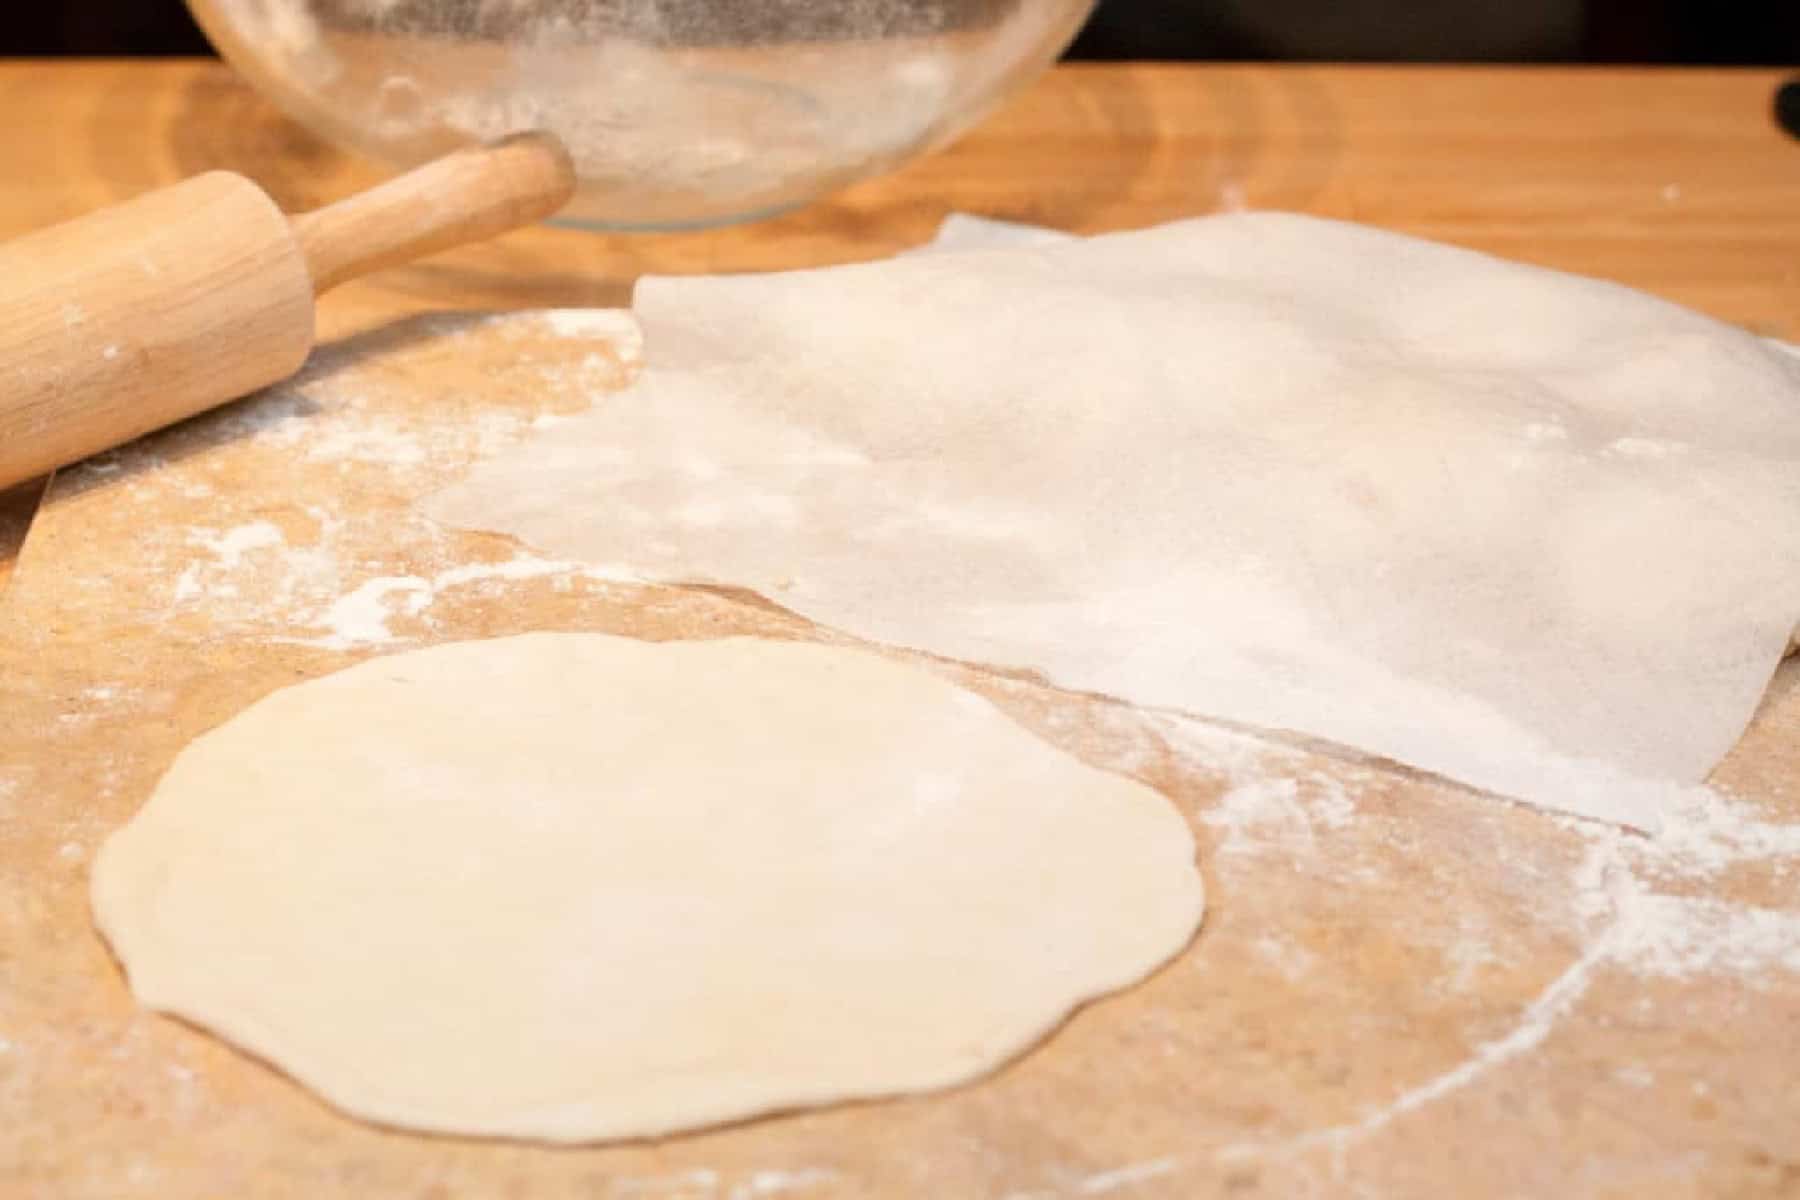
xmin=90 ymin=634 xmax=1204 ymax=1142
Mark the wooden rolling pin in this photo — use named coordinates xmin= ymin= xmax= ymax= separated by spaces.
xmin=0 ymin=132 xmax=575 ymax=491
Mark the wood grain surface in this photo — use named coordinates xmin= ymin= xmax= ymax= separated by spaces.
xmin=2 ymin=60 xmax=1799 ymax=1199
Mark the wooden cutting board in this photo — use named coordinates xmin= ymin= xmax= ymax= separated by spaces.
xmin=3 ymin=61 xmax=1799 ymax=1199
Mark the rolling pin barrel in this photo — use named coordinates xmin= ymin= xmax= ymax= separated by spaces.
xmin=0 ymin=173 xmax=315 ymax=490
xmin=0 ymin=133 xmax=575 ymax=492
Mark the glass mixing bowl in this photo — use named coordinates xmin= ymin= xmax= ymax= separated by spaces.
xmin=186 ymin=1 xmax=1096 ymax=230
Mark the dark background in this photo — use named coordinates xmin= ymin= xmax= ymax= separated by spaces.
xmin=4 ymin=1 xmax=1798 ymax=63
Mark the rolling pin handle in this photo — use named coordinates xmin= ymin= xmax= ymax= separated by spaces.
xmin=0 ymin=132 xmax=577 ymax=492
xmin=292 ymin=132 xmax=577 ymax=295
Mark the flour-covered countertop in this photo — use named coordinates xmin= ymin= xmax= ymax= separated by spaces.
xmin=3 ymin=59 xmax=1799 ymax=1200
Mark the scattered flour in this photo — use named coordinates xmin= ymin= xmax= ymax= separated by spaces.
xmin=1000 ymin=1156 xmax=1185 ymax=1200
xmin=540 ymin=308 xmax=644 ymax=346
xmin=1568 ymin=806 xmax=1800 ymax=983
xmin=1648 ymin=785 xmax=1800 ymax=874
xmin=1204 ymin=776 xmax=1330 ymax=858
xmin=728 ymin=1169 xmax=839 ymax=1200
xmin=1074 ymin=1157 xmax=1182 ymax=1194
xmin=193 ymin=521 xmax=284 ymax=567
xmin=1168 ymin=689 xmax=1800 ymax=1179
xmin=1607 ymin=893 xmax=1800 ymax=978
xmin=106 ymin=307 xmax=644 ymax=641
xmin=279 ymin=555 xmax=643 ymax=652
xmin=1250 ymin=934 xmax=1320 ymax=982
xmin=300 ymin=576 xmax=435 ymax=650
xmin=302 ymin=423 xmax=430 ymax=466
xmin=1604 ymin=436 xmax=1686 ymax=460
xmin=171 ymin=521 xmax=298 ymax=605
xmin=1181 ymin=691 xmax=1800 ymax=986
xmin=1440 ymin=914 xmax=1505 ymax=993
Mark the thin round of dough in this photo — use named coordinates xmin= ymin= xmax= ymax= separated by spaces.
xmin=91 ymin=634 xmax=1203 ymax=1142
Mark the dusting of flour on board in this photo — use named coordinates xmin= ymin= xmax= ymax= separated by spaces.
xmin=983 ymin=689 xmax=1800 ymax=1190
xmin=998 ymin=658 xmax=1800 ymax=995
xmin=9 ymin=290 xmax=1800 ymax=1194
xmin=1161 ymin=703 xmax=1799 ymax=1181
xmin=39 ymin=310 xmax=643 ymax=646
